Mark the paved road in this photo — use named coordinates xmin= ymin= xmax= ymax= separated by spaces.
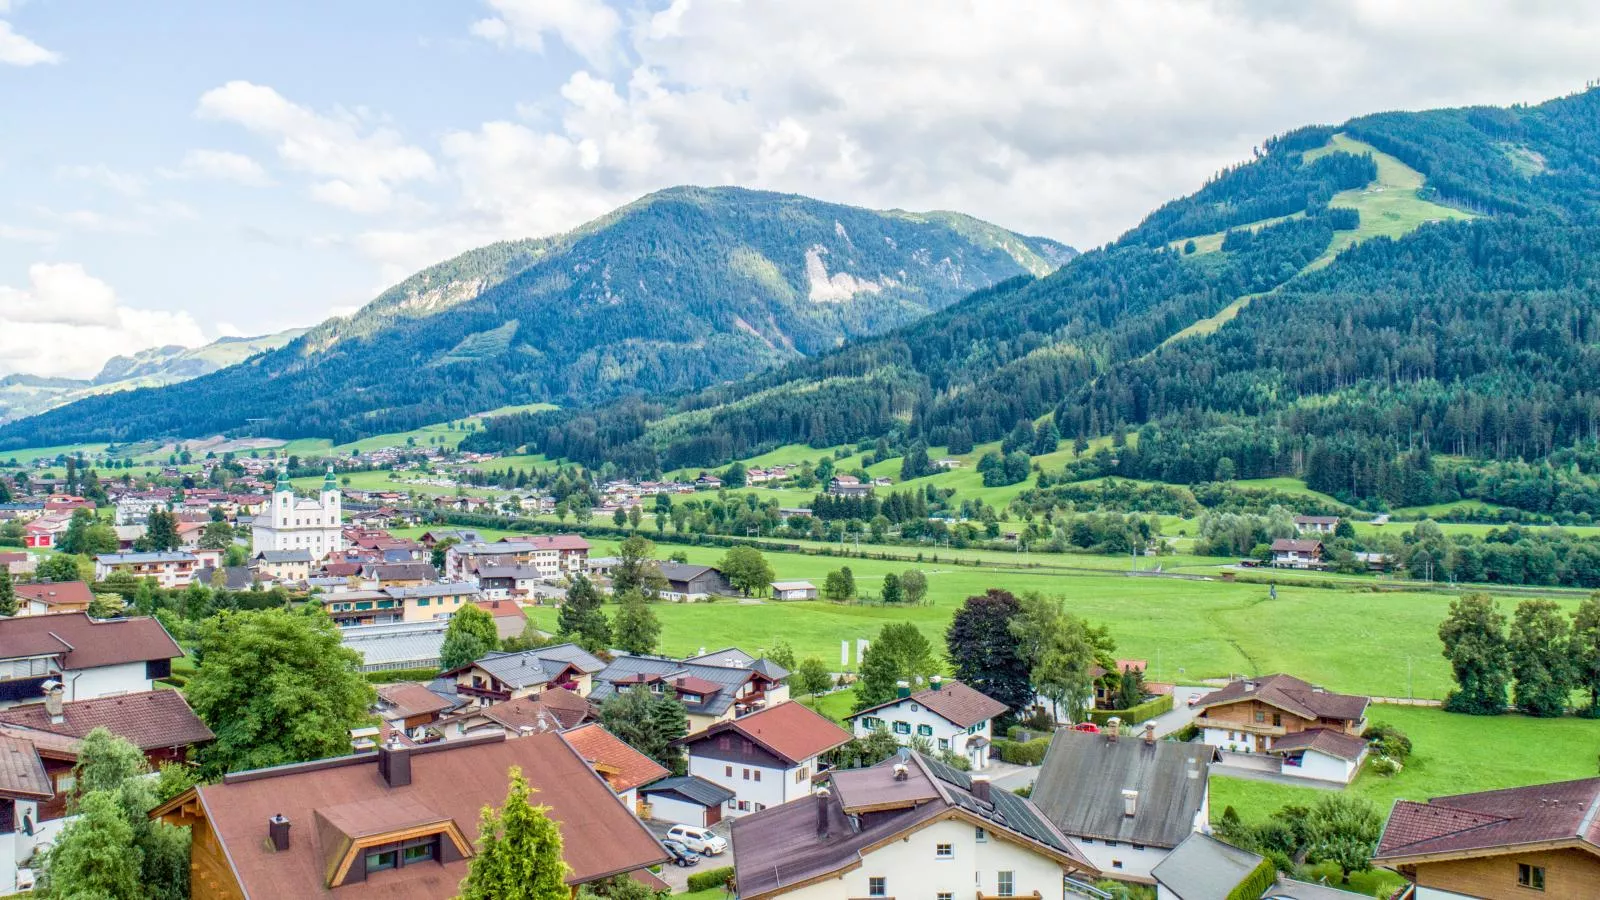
xmin=642 ymin=818 xmax=734 ymax=890
xmin=1148 ymin=685 xmax=1216 ymax=738
xmin=984 ymin=760 xmax=1041 ymax=793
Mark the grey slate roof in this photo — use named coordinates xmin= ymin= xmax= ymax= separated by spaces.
xmin=640 ymin=775 xmax=736 ymax=807
xmin=255 ymin=549 xmax=312 ymax=564
xmin=1031 ymin=729 xmax=1217 ymax=849
xmin=454 ymin=644 xmax=606 ymax=689
xmin=684 ymin=647 xmax=756 ymax=667
xmin=384 ymin=581 xmax=482 ymax=600
xmin=1262 ymin=880 xmax=1370 ymax=900
xmin=588 ymin=652 xmax=766 ymax=716
xmin=338 ymin=620 xmax=447 ymax=670
xmin=1152 ymin=832 xmax=1265 ymax=900
xmin=528 ymin=642 xmax=608 ymax=674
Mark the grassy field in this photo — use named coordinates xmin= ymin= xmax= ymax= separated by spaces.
xmin=1303 ymin=134 xmax=1475 ymax=269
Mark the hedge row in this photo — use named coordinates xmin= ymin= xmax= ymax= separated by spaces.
xmin=1225 ymin=860 xmax=1278 ymax=900
xmin=992 ymin=737 xmax=1051 ymax=766
xmin=366 ymin=668 xmax=441 ymax=684
xmin=686 ymin=867 xmax=734 ymax=891
xmin=1085 ymin=693 xmax=1174 ymax=726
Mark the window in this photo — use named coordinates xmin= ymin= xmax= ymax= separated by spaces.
xmin=996 ymin=871 xmax=1014 ymax=897
xmin=1272 ymin=713 xmax=1282 ymax=727
xmin=753 ymin=770 xmax=761 ymax=782
xmin=967 ymin=723 xmax=980 ymax=735
xmin=56 ymin=773 xmax=76 ymax=793
xmin=975 ymin=826 xmax=987 ymax=843
xmin=1132 ymin=843 xmax=1145 ymax=851
xmin=1105 ymin=840 xmax=1119 ymax=847
xmin=1111 ymin=859 xmax=1123 ymax=870
xmin=917 ymin=724 xmax=934 ymax=737
xmin=402 ymin=842 xmax=434 ymax=864
xmin=936 ymin=843 xmax=953 ymax=859
xmin=938 ymin=894 xmax=953 ymax=900
xmin=1254 ymin=710 xmax=1265 ymax=722
xmin=418 ymin=598 xmax=429 ymax=606
xmin=794 ymin=767 xmax=810 ymax=783
xmin=868 ymin=877 xmax=886 ymax=897
xmin=725 ymin=765 xmax=733 ymax=777
xmin=938 ymin=738 xmax=949 ymax=750
xmin=893 ymin=721 xmax=911 ymax=735
xmin=737 ymin=800 xmax=751 ymax=811
xmin=1518 ymin=863 xmax=1545 ymax=890
xmin=366 ymin=849 xmax=398 ymax=872
xmin=743 ymin=768 xmax=750 ymax=780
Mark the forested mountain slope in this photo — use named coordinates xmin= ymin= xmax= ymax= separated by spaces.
xmin=0 ymin=187 xmax=1069 ymax=448
xmin=0 ymin=328 xmax=305 ymax=424
xmin=463 ymin=88 xmax=1600 ymax=510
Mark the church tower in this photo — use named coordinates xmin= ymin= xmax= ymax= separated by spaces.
xmin=274 ymin=467 xmax=294 ymax=529
xmin=321 ymin=466 xmax=340 ymax=522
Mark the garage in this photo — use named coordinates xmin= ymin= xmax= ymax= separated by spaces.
xmin=639 ymin=775 xmax=735 ymax=828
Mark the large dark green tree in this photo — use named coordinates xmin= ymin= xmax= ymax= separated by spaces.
xmin=1438 ymin=593 xmax=1511 ymax=715
xmin=611 ymin=589 xmax=660 ymax=656
xmin=1570 ymin=593 xmax=1600 ymax=713
xmin=946 ymin=590 xmax=1034 ymax=713
xmin=853 ymin=622 xmax=937 ymax=712
xmin=557 ymin=575 xmax=611 ymax=652
xmin=599 ymin=685 xmax=688 ymax=774
xmin=441 ymin=603 xmax=501 ymax=671
xmin=1508 ymin=599 xmax=1574 ymax=717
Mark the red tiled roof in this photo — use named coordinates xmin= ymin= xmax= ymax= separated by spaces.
xmin=1376 ymin=777 xmax=1600 ymax=862
xmin=0 ymin=612 xmax=183 ymax=669
xmin=562 ymin=723 xmax=669 ymax=793
xmin=481 ymin=688 xmax=594 ymax=732
xmin=1194 ymin=673 xmax=1367 ymax=722
xmin=1271 ymin=538 xmax=1323 ymax=553
xmin=697 ymin=701 xmax=851 ymax=765
xmin=0 ymin=689 xmax=213 ymax=750
xmin=14 ymin=580 xmax=94 ymax=608
xmin=166 ymin=732 xmax=666 ymax=896
xmin=527 ymin=534 xmax=589 ymax=551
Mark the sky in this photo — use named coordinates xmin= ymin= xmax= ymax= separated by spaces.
xmin=2 ymin=1 xmax=1599 ymax=380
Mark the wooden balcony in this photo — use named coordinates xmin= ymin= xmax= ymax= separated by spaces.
xmin=455 ymin=683 xmax=510 ymax=702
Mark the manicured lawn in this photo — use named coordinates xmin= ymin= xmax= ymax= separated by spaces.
xmin=809 ymin=685 xmax=860 ymax=724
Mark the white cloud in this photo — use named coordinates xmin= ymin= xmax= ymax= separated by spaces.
xmin=0 ymin=264 xmax=208 ymax=378
xmin=470 ymin=0 xmax=622 ymax=68
xmin=0 ymin=222 xmax=57 ymax=243
xmin=163 ymin=149 xmax=272 ymax=186
xmin=57 ymin=163 xmax=145 ymax=197
xmin=196 ymin=80 xmax=435 ymax=213
xmin=0 ymin=18 xmax=60 ymax=66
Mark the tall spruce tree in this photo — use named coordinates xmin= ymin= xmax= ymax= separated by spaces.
xmin=557 ymin=574 xmax=611 ymax=652
xmin=611 ymin=589 xmax=660 ymax=655
xmin=458 ymin=767 xmax=569 ymax=900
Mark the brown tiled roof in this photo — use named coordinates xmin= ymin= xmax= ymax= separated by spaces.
xmin=0 ymin=612 xmax=182 ymax=669
xmin=849 ymin=679 xmax=1010 ymax=728
xmin=166 ymin=732 xmax=666 ymax=897
xmin=562 ymin=724 xmax=669 ymax=793
xmin=0 ymin=689 xmax=213 ymax=750
xmin=1271 ymin=538 xmax=1324 ymax=553
xmin=376 ymin=683 xmax=455 ymax=720
xmin=14 ymin=580 xmax=94 ymax=608
xmin=1376 ymin=777 xmax=1600 ymax=863
xmin=1266 ymin=728 xmax=1368 ymax=762
xmin=0 ymin=724 xmax=82 ymax=758
xmin=481 ymin=689 xmax=594 ymax=732
xmin=0 ymin=734 xmax=52 ymax=801
xmin=694 ymin=701 xmax=851 ymax=765
xmin=1194 ymin=674 xmax=1367 ymax=722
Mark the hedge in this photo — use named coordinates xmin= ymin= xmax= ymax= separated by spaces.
xmin=686 ymin=867 xmax=734 ymax=891
xmin=1225 ymin=860 xmax=1277 ymax=900
xmin=992 ymin=737 xmax=1051 ymax=766
xmin=366 ymin=667 xmax=441 ymax=684
xmin=1085 ymin=693 xmax=1174 ymax=727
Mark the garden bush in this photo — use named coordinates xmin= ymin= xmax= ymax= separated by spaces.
xmin=687 ymin=867 xmax=734 ymax=891
xmin=1361 ymin=722 xmax=1412 ymax=760
xmin=1086 ymin=692 xmax=1174 ymax=726
xmin=993 ymin=737 xmax=1051 ymax=766
xmin=366 ymin=667 xmax=440 ymax=684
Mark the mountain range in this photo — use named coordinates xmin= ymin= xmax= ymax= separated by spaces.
xmin=0 ymin=187 xmax=1071 ymax=448
xmin=454 ymin=87 xmax=1600 ymax=511
xmin=0 ymin=329 xmax=306 ymax=424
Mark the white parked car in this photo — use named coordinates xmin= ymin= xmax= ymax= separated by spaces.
xmin=666 ymin=824 xmax=727 ymax=856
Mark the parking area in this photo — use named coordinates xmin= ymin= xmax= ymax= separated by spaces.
xmin=642 ymin=818 xmax=735 ymax=890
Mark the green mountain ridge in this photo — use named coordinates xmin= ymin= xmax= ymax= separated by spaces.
xmin=0 ymin=186 xmax=1072 ymax=447
xmin=0 ymin=328 xmax=307 ymax=424
xmin=460 ymin=87 xmax=1600 ymax=516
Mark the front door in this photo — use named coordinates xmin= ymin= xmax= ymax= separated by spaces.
xmin=1255 ymin=734 xmax=1266 ymax=752
xmin=705 ymin=804 xmax=721 ymax=826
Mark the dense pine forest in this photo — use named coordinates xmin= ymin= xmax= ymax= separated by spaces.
xmin=0 ymin=188 xmax=1069 ymax=448
xmin=459 ymin=88 xmax=1600 ymax=517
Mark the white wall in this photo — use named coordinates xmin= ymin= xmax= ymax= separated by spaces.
xmin=1074 ymin=838 xmax=1170 ymax=882
xmin=687 ymin=754 xmax=817 ymax=817
xmin=773 ymin=817 xmax=1069 ymax=900
xmin=2 ymin=799 xmax=41 ymax=894
xmin=1285 ymin=749 xmax=1359 ymax=783
xmin=852 ymin=698 xmax=993 ymax=768
xmin=644 ymin=794 xmax=710 ymax=827
xmin=1414 ymin=888 xmax=1479 ymax=900
xmin=1202 ymin=726 xmax=1265 ymax=754
xmin=66 ymin=661 xmax=152 ymax=701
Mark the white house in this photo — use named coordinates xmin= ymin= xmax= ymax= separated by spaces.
xmin=682 ymin=701 xmax=851 ymax=818
xmin=250 ymin=468 xmax=344 ymax=562
xmin=731 ymin=751 xmax=1099 ymax=900
xmin=770 ymin=580 xmax=817 ymax=600
xmin=1292 ymin=515 xmax=1341 ymax=535
xmin=0 ymin=613 xmax=184 ymax=709
xmin=93 ymin=550 xmax=199 ymax=589
xmin=1192 ymin=674 xmax=1369 ymax=785
xmin=846 ymin=677 xmax=1007 ymax=770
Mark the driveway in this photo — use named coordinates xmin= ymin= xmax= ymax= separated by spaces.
xmin=984 ymin=759 xmax=1040 ymax=794
xmin=1213 ymin=751 xmax=1341 ymax=790
xmin=1148 ymin=685 xmax=1215 ymax=738
xmin=642 ymin=818 xmax=734 ymax=890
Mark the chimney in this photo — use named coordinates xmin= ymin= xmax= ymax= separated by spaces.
xmin=815 ymin=787 xmax=831 ymax=837
xmin=1122 ymin=789 xmax=1139 ymax=818
xmin=970 ymin=776 xmax=993 ymax=805
xmin=896 ymin=680 xmax=911 ymax=699
xmin=1143 ymin=722 xmax=1156 ymax=745
xmin=42 ymin=681 xmax=64 ymax=725
xmin=930 ymin=675 xmax=943 ymax=691
xmin=268 ymin=814 xmax=291 ymax=851
xmin=377 ymin=737 xmax=412 ymax=788
xmin=1106 ymin=716 xmax=1122 ymax=742
xmin=1244 ymin=681 xmax=1256 ymax=692
xmin=893 ymin=762 xmax=909 ymax=781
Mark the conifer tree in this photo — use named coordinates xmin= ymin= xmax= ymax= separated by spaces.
xmin=458 ymin=767 xmax=569 ymax=900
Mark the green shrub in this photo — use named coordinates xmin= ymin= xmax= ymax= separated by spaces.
xmin=1225 ymin=860 xmax=1277 ymax=900
xmin=1361 ymin=722 xmax=1412 ymax=760
xmin=993 ymin=737 xmax=1051 ymax=766
xmin=686 ymin=867 xmax=734 ymax=891
xmin=366 ymin=667 xmax=441 ymax=684
xmin=1172 ymin=722 xmax=1200 ymax=742
xmin=1086 ymin=692 xmax=1174 ymax=726
xmin=1368 ymin=755 xmax=1403 ymax=777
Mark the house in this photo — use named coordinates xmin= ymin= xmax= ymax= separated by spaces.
xmin=1374 ymin=776 xmax=1600 ymax=899
xmin=1270 ymin=538 xmax=1324 ymax=569
xmin=682 ymin=701 xmax=851 ymax=818
xmin=770 ymin=580 xmax=817 ymax=600
xmin=846 ymin=677 xmax=1007 ymax=770
xmin=11 ymin=581 xmax=94 ymax=617
xmin=24 ymin=513 xmax=72 ymax=549
xmin=732 ymin=750 xmax=1099 ymax=900
xmin=442 ymin=687 xmax=595 ymax=740
xmin=359 ymin=561 xmax=438 ymax=586
xmin=655 ymin=562 xmax=735 ymax=601
xmin=562 ymin=722 xmax=668 ymax=814
xmin=151 ymin=731 xmax=669 ymax=898
xmin=0 ymin=550 xmax=36 ymax=577
xmin=826 ymin=476 xmax=873 ymax=497
xmin=441 ymin=644 xmax=607 ymax=707
xmin=0 ymin=687 xmax=213 ymax=820
xmin=252 ymin=548 xmax=313 ymax=583
xmin=934 ymin=457 xmax=963 ymax=470
xmin=1292 ymin=515 xmax=1341 ymax=535
xmin=1030 ymin=726 xmax=1218 ymax=882
xmin=638 ymin=776 xmax=736 ymax=828
xmin=589 ymin=650 xmax=790 ymax=732
xmin=473 ymin=565 xmax=547 ymax=600
xmin=319 ymin=582 xmax=482 ymax=627
xmin=1192 ymin=674 xmax=1369 ymax=783
xmin=444 ymin=535 xmax=590 ymax=582
xmin=0 ymin=613 xmax=183 ymax=708
xmin=1153 ymin=831 xmax=1363 ymax=900
xmin=0 ymin=733 xmax=51 ymax=895
xmin=417 ymin=529 xmax=481 ymax=548
xmin=374 ymin=682 xmax=460 ymax=742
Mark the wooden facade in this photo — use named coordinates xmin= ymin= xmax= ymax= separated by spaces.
xmin=157 ymin=792 xmax=247 ymax=900
xmin=1399 ymin=846 xmax=1600 ymax=899
xmin=1196 ymin=697 xmax=1361 ymax=746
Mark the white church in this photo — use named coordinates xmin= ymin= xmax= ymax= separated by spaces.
xmin=251 ymin=467 xmax=345 ymax=561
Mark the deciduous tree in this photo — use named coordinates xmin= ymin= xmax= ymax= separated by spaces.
xmin=1509 ymin=598 xmax=1574 ymax=717
xmin=794 ymin=657 xmax=834 ymax=700
xmin=1570 ymin=593 xmax=1600 ymax=713
xmin=611 ymin=589 xmax=660 ymax=655
xmin=441 ymin=603 xmax=500 ymax=671
xmin=898 ymin=569 xmax=928 ymax=606
xmin=946 ymin=589 xmax=1033 ymax=713
xmin=717 ymin=546 xmax=774 ymax=596
xmin=1438 ymin=593 xmax=1511 ymax=715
